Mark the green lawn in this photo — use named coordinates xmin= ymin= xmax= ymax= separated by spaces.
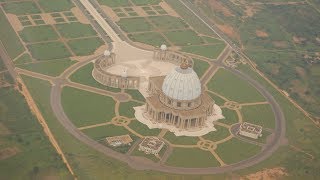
xmin=192 ymin=58 xmax=210 ymax=78
xmin=82 ymin=124 xmax=129 ymax=141
xmin=119 ymin=101 xmax=143 ymax=118
xmin=14 ymin=53 xmax=32 ymax=65
xmin=166 ymin=148 xmax=220 ymax=167
xmin=219 ymin=108 xmax=239 ymax=125
xmin=69 ymin=63 xmax=121 ymax=93
xmin=131 ymin=146 xmax=159 ymax=162
xmin=27 ymin=42 xmax=71 ymax=61
xmin=216 ymin=138 xmax=261 ymax=164
xmin=68 ymin=37 xmax=103 ymax=56
xmin=19 ymin=25 xmax=59 ymax=42
xmin=17 ymin=59 xmax=75 ymax=77
xmin=56 ymin=22 xmax=97 ymax=39
xmin=241 ymin=104 xmax=275 ymax=129
xmin=3 ymin=1 xmax=41 ymax=15
xmin=128 ymin=120 xmax=161 ymax=136
xmin=128 ymin=32 xmax=167 ymax=47
xmin=164 ymin=30 xmax=204 ymax=46
xmin=125 ymin=89 xmax=145 ymax=102
xmin=117 ymin=18 xmax=153 ymax=32
xmin=202 ymin=36 xmax=224 ymax=44
xmin=207 ymin=69 xmax=265 ymax=103
xmin=163 ymin=131 xmax=198 ymax=145
xmin=181 ymin=44 xmax=226 ymax=59
xmin=38 ymin=0 xmax=74 ymax=12
xmin=97 ymin=0 xmax=131 ymax=7
xmin=61 ymin=86 xmax=116 ymax=127
xmin=207 ymin=92 xmax=225 ymax=106
xmin=202 ymin=125 xmax=230 ymax=142
xmin=149 ymin=15 xmax=188 ymax=30
xmin=131 ymin=0 xmax=161 ymax=5
xmin=0 ymin=9 xmax=24 ymax=59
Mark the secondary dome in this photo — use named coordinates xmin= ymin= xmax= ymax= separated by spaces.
xmin=162 ymin=65 xmax=201 ymax=101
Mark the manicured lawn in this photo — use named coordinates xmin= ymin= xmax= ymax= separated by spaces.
xmin=61 ymin=86 xmax=116 ymax=127
xmin=202 ymin=125 xmax=230 ymax=142
xmin=181 ymin=44 xmax=226 ymax=59
xmin=164 ymin=30 xmax=204 ymax=46
xmin=131 ymin=146 xmax=159 ymax=162
xmin=117 ymin=18 xmax=153 ymax=32
xmin=55 ymin=22 xmax=97 ymax=39
xmin=82 ymin=124 xmax=129 ymax=141
xmin=0 ymin=9 xmax=24 ymax=59
xmin=128 ymin=32 xmax=167 ymax=47
xmin=166 ymin=148 xmax=220 ymax=167
xmin=119 ymin=101 xmax=143 ymax=118
xmin=69 ymin=63 xmax=121 ymax=93
xmin=14 ymin=53 xmax=32 ymax=64
xmin=192 ymin=58 xmax=210 ymax=78
xmin=17 ymin=59 xmax=75 ymax=77
xmin=241 ymin=104 xmax=275 ymax=129
xmin=68 ymin=37 xmax=103 ymax=56
xmin=38 ymin=0 xmax=74 ymax=12
xmin=149 ymin=15 xmax=188 ymax=30
xmin=128 ymin=120 xmax=161 ymax=136
xmin=98 ymin=0 xmax=131 ymax=7
xmin=19 ymin=25 xmax=59 ymax=42
xmin=207 ymin=92 xmax=225 ymax=106
xmin=207 ymin=69 xmax=265 ymax=103
xmin=163 ymin=132 xmax=198 ymax=145
xmin=219 ymin=108 xmax=239 ymax=125
xmin=131 ymin=0 xmax=161 ymax=5
xmin=27 ymin=42 xmax=71 ymax=61
xmin=216 ymin=138 xmax=261 ymax=164
xmin=3 ymin=1 xmax=41 ymax=15
xmin=125 ymin=89 xmax=145 ymax=102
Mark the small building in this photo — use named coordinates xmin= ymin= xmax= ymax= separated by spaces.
xmin=106 ymin=135 xmax=133 ymax=147
xmin=138 ymin=137 xmax=165 ymax=155
xmin=239 ymin=122 xmax=262 ymax=139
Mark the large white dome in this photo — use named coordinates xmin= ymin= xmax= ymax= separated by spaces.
xmin=162 ymin=65 xmax=201 ymax=101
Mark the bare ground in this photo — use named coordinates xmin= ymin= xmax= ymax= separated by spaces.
xmin=217 ymin=24 xmax=240 ymax=41
xmin=241 ymin=167 xmax=288 ymax=180
xmin=293 ymin=36 xmax=307 ymax=44
xmin=272 ymin=41 xmax=288 ymax=48
xmin=159 ymin=2 xmax=180 ymax=18
xmin=42 ymin=13 xmax=56 ymax=25
xmin=0 ymin=147 xmax=20 ymax=160
xmin=6 ymin=14 xmax=23 ymax=31
xmin=206 ymin=0 xmax=234 ymax=17
xmin=71 ymin=7 xmax=90 ymax=24
xmin=134 ymin=6 xmax=148 ymax=17
xmin=256 ymin=30 xmax=269 ymax=38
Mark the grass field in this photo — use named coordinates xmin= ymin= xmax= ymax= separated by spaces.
xmin=117 ymin=18 xmax=153 ymax=32
xmin=182 ymin=44 xmax=226 ymax=59
xmin=27 ymin=42 xmax=71 ymax=61
xmin=61 ymin=86 xmax=115 ymax=127
xmin=131 ymin=0 xmax=161 ymax=6
xmin=125 ymin=89 xmax=145 ymax=102
xmin=128 ymin=120 xmax=161 ymax=136
xmin=207 ymin=69 xmax=265 ymax=103
xmin=119 ymin=101 xmax=143 ymax=118
xmin=69 ymin=63 xmax=121 ymax=93
xmin=202 ymin=36 xmax=224 ymax=44
xmin=17 ymin=59 xmax=75 ymax=77
xmin=56 ymin=22 xmax=97 ymax=39
xmin=216 ymin=138 xmax=261 ymax=164
xmin=164 ymin=30 xmax=204 ymax=46
xmin=128 ymin=32 xmax=167 ymax=47
xmin=149 ymin=15 xmax=188 ymax=30
xmin=207 ymin=92 xmax=225 ymax=106
xmin=219 ymin=108 xmax=239 ymax=125
xmin=19 ymin=25 xmax=59 ymax=43
xmin=67 ymin=37 xmax=103 ymax=56
xmin=3 ymin=1 xmax=41 ymax=15
xmin=38 ymin=0 xmax=74 ymax=12
xmin=14 ymin=53 xmax=32 ymax=64
xmin=241 ymin=104 xmax=275 ymax=129
xmin=0 ymin=9 xmax=24 ymax=59
xmin=98 ymin=0 xmax=131 ymax=7
xmin=202 ymin=125 xmax=230 ymax=142
xmin=164 ymin=132 xmax=198 ymax=145
xmin=82 ymin=124 xmax=129 ymax=141
xmin=166 ymin=148 xmax=220 ymax=167
xmin=192 ymin=58 xmax=210 ymax=78
xmin=131 ymin=146 xmax=159 ymax=162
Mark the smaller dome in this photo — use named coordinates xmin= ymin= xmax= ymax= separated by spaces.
xmin=104 ymin=50 xmax=111 ymax=56
xmin=160 ymin=44 xmax=167 ymax=51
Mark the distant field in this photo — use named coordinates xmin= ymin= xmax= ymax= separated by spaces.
xmin=182 ymin=44 xmax=226 ymax=59
xmin=19 ymin=25 xmax=59 ymax=43
xmin=3 ymin=1 xmax=41 ymax=15
xmin=149 ymin=15 xmax=188 ymax=30
xmin=27 ymin=42 xmax=71 ymax=61
xmin=56 ymin=23 xmax=97 ymax=39
xmin=67 ymin=37 xmax=103 ymax=56
xmin=38 ymin=0 xmax=74 ymax=12
xmin=128 ymin=32 xmax=167 ymax=47
xmin=117 ymin=18 xmax=153 ymax=32
xmin=97 ymin=0 xmax=131 ymax=7
xmin=164 ymin=30 xmax=204 ymax=46
xmin=131 ymin=0 xmax=161 ymax=6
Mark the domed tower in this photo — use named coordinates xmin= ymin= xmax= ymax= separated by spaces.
xmin=144 ymin=60 xmax=215 ymax=130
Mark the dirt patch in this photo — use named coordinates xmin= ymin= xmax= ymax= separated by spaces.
xmin=216 ymin=24 xmax=240 ymax=41
xmin=159 ymin=2 xmax=179 ymax=18
xmin=242 ymin=167 xmax=288 ymax=180
xmin=71 ymin=7 xmax=90 ymax=24
xmin=134 ymin=6 xmax=148 ymax=17
xmin=6 ymin=14 xmax=23 ymax=32
xmin=256 ymin=30 xmax=268 ymax=38
xmin=0 ymin=147 xmax=20 ymax=160
xmin=0 ymin=123 xmax=11 ymax=135
xmin=71 ymin=44 xmax=108 ymax=61
xmin=42 ymin=13 xmax=56 ymax=25
xmin=293 ymin=36 xmax=307 ymax=44
xmin=272 ymin=41 xmax=288 ymax=48
xmin=207 ymin=0 xmax=234 ymax=17
xmin=101 ymin=5 xmax=120 ymax=22
xmin=244 ymin=5 xmax=258 ymax=18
